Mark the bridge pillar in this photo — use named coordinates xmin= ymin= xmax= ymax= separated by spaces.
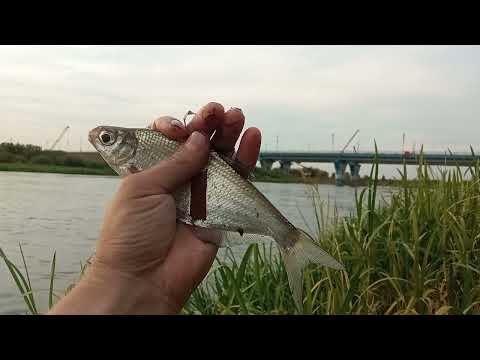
xmin=279 ymin=161 xmax=292 ymax=175
xmin=334 ymin=160 xmax=347 ymax=186
xmin=260 ymin=159 xmax=274 ymax=171
xmin=349 ymin=162 xmax=361 ymax=184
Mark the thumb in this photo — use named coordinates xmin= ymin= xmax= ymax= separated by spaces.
xmin=135 ymin=131 xmax=210 ymax=194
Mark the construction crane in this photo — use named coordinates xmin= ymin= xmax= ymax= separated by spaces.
xmin=49 ymin=126 xmax=70 ymax=150
xmin=341 ymin=129 xmax=360 ymax=153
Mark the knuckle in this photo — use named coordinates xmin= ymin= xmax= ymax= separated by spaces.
xmin=171 ymin=148 xmax=196 ymax=167
xmin=172 ymin=143 xmax=208 ymax=169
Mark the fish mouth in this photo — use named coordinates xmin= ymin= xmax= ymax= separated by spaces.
xmin=88 ymin=127 xmax=102 ymax=146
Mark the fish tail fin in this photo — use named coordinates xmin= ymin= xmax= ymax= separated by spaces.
xmin=279 ymin=228 xmax=345 ymax=313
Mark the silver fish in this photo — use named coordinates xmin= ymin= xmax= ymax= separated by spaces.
xmin=88 ymin=125 xmax=345 ymax=310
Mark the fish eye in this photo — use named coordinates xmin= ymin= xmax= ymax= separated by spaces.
xmin=99 ymin=130 xmax=116 ymax=145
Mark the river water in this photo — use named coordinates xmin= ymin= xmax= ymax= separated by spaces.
xmin=0 ymin=171 xmax=391 ymax=315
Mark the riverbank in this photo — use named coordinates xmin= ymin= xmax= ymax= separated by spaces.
xmin=0 ymin=162 xmax=116 ymax=176
xmin=0 ymin=143 xmax=411 ymax=185
xmin=0 ymin=162 xmax=328 ymax=182
xmin=0 ymin=162 xmax=302 ymax=181
xmin=0 ymin=162 xmax=394 ymax=186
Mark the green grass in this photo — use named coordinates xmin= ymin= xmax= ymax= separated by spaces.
xmin=183 ymin=155 xmax=480 ymax=315
xmin=0 ymin=162 xmax=116 ymax=176
xmin=2 ymin=154 xmax=480 ymax=315
xmin=0 ymin=245 xmax=57 ymax=314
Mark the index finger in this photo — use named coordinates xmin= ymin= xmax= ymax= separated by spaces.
xmin=186 ymin=102 xmax=225 ymax=138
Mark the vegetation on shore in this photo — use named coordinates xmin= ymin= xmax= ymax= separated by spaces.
xmin=0 ymin=162 xmax=116 ymax=176
xmin=252 ymin=166 xmax=401 ymax=186
xmin=183 ymin=159 xmax=480 ymax=314
xmin=0 ymin=142 xmax=116 ymax=176
xmin=2 ymin=153 xmax=480 ymax=315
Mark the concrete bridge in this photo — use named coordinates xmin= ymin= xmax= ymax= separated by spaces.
xmin=258 ymin=151 xmax=480 ymax=186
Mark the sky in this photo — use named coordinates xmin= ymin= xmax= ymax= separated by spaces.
xmin=1 ymin=45 xmax=479 ymax=177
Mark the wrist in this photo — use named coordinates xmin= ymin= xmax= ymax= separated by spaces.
xmin=48 ymin=261 xmax=178 ymax=315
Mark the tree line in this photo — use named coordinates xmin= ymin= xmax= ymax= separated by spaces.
xmin=0 ymin=142 xmax=107 ymax=169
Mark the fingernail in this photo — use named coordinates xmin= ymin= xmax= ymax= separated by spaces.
xmin=186 ymin=131 xmax=207 ymax=148
xmin=231 ymin=107 xmax=242 ymax=113
xmin=171 ymin=119 xmax=184 ymax=129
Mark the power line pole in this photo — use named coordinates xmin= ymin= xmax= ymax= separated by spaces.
xmin=276 ymin=136 xmax=279 ymax=151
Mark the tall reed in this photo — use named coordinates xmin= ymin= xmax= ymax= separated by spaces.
xmin=184 ymin=156 xmax=480 ymax=315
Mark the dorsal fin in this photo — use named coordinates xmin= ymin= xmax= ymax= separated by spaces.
xmin=216 ymin=152 xmax=254 ymax=180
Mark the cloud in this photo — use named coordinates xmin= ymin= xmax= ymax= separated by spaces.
xmin=0 ymin=45 xmax=479 ymax=159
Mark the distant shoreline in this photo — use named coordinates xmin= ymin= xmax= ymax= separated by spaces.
xmin=0 ymin=162 xmax=331 ymax=183
xmin=0 ymin=162 xmax=403 ymax=187
xmin=0 ymin=163 xmax=116 ymax=176
xmin=0 ymin=144 xmax=422 ymax=186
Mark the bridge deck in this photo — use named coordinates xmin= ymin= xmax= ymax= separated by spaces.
xmin=259 ymin=152 xmax=479 ymax=166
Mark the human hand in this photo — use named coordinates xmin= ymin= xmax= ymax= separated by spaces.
xmin=48 ymin=102 xmax=261 ymax=314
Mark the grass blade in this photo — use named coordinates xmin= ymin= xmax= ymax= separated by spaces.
xmin=49 ymin=251 xmax=57 ymax=309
